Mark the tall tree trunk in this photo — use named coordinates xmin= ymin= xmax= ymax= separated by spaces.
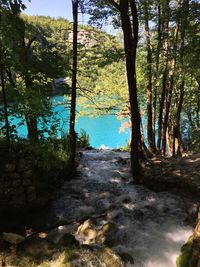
xmin=69 ymin=0 xmax=78 ymax=169
xmin=196 ymin=82 xmax=200 ymax=127
xmin=119 ymin=0 xmax=143 ymax=177
xmin=162 ymin=6 xmax=180 ymax=155
xmin=153 ymin=1 xmax=162 ymax=151
xmin=173 ymin=80 xmax=185 ymax=156
xmin=143 ymin=1 xmax=155 ymax=154
xmin=0 ymin=67 xmax=10 ymax=147
xmin=172 ymin=0 xmax=189 ymax=157
xmin=25 ymin=116 xmax=39 ymax=144
xmin=157 ymin=0 xmax=170 ymax=151
xmin=24 ymin=76 xmax=39 ymax=144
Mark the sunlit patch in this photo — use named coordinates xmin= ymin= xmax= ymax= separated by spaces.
xmin=38 ymin=232 xmax=48 ymax=239
xmin=123 ymin=203 xmax=136 ymax=210
xmin=146 ymin=196 xmax=156 ymax=202
xmin=110 ymin=178 xmax=122 ymax=183
xmin=58 ymin=225 xmax=66 ymax=231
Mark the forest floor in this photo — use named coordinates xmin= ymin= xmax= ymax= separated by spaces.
xmin=142 ymin=153 xmax=200 ymax=197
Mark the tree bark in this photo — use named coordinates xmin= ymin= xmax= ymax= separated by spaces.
xmin=0 ymin=67 xmax=10 ymax=147
xmin=24 ymin=76 xmax=39 ymax=144
xmin=118 ymin=0 xmax=143 ymax=177
xmin=69 ymin=0 xmax=78 ymax=169
xmin=153 ymin=1 xmax=162 ymax=151
xmin=143 ymin=1 xmax=155 ymax=154
xmin=157 ymin=0 xmax=170 ymax=151
xmin=162 ymin=6 xmax=180 ymax=155
xmin=172 ymin=0 xmax=189 ymax=157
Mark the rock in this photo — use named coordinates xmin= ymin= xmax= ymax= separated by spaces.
xmin=0 ymin=238 xmax=11 ymax=250
xmin=76 ymin=219 xmax=97 ymax=244
xmin=117 ymin=157 xmax=127 ymax=165
xmin=118 ymin=252 xmax=134 ymax=264
xmin=97 ymin=247 xmax=124 ymax=267
xmin=17 ymin=159 xmax=31 ymax=173
xmin=26 ymin=186 xmax=35 ymax=193
xmin=5 ymin=163 xmax=16 ymax=173
xmin=27 ymin=192 xmax=36 ymax=202
xmin=12 ymin=179 xmax=21 ymax=188
xmin=122 ymin=197 xmax=132 ymax=204
xmin=58 ymin=233 xmax=79 ymax=247
xmin=22 ymin=179 xmax=32 ymax=186
xmin=100 ymin=222 xmax=118 ymax=247
xmin=76 ymin=219 xmax=93 ymax=235
xmin=22 ymin=170 xmax=33 ymax=179
xmin=8 ymin=173 xmax=20 ymax=180
xmin=2 ymin=232 xmax=25 ymax=244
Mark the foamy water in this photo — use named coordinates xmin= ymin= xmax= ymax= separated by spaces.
xmin=48 ymin=149 xmax=195 ymax=267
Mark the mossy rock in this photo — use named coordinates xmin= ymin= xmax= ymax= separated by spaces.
xmin=58 ymin=233 xmax=79 ymax=247
xmin=97 ymin=247 xmax=124 ymax=267
xmin=118 ymin=252 xmax=134 ymax=264
xmin=176 ymin=236 xmax=198 ymax=267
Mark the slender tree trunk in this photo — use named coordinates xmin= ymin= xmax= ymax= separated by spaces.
xmin=119 ymin=0 xmax=143 ymax=177
xmin=24 ymin=77 xmax=39 ymax=144
xmin=69 ymin=0 xmax=78 ymax=169
xmin=196 ymin=82 xmax=200 ymax=128
xmin=173 ymin=80 xmax=185 ymax=156
xmin=153 ymin=1 xmax=162 ymax=151
xmin=162 ymin=8 xmax=180 ymax=155
xmin=143 ymin=1 xmax=155 ymax=154
xmin=0 ymin=67 xmax=10 ymax=147
xmin=157 ymin=0 xmax=170 ymax=151
xmin=25 ymin=116 xmax=39 ymax=144
xmin=172 ymin=0 xmax=189 ymax=156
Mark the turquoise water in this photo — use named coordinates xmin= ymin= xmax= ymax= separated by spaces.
xmin=9 ymin=96 xmax=131 ymax=149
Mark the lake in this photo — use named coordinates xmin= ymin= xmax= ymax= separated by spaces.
xmin=9 ymin=96 xmax=131 ymax=149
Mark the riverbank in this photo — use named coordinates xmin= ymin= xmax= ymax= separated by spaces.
xmin=142 ymin=153 xmax=200 ymax=198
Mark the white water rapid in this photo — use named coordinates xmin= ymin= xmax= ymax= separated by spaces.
xmin=47 ymin=149 xmax=195 ymax=267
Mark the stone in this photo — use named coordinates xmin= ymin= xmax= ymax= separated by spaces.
xmin=17 ymin=159 xmax=31 ymax=173
xmin=22 ymin=179 xmax=32 ymax=186
xmin=22 ymin=170 xmax=33 ymax=179
xmin=98 ymin=222 xmax=118 ymax=246
xmin=27 ymin=192 xmax=36 ymax=202
xmin=12 ymin=179 xmax=21 ymax=188
xmin=76 ymin=219 xmax=97 ymax=245
xmin=0 ymin=238 xmax=11 ymax=250
xmin=97 ymin=247 xmax=124 ymax=267
xmin=2 ymin=232 xmax=25 ymax=244
xmin=118 ymin=252 xmax=134 ymax=264
xmin=8 ymin=173 xmax=20 ymax=180
xmin=26 ymin=186 xmax=35 ymax=193
xmin=58 ymin=233 xmax=79 ymax=247
xmin=5 ymin=163 xmax=16 ymax=173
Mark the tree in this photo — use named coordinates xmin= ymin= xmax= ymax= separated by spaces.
xmin=68 ymin=0 xmax=78 ymax=170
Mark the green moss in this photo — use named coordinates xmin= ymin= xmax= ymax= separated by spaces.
xmin=176 ymin=236 xmax=198 ymax=267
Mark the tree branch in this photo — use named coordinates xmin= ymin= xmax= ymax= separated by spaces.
xmin=108 ymin=0 xmax=120 ymax=11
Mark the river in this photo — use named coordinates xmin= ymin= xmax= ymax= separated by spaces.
xmin=25 ymin=149 xmax=194 ymax=267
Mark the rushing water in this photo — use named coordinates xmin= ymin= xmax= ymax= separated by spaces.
xmin=35 ymin=149 xmax=194 ymax=267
